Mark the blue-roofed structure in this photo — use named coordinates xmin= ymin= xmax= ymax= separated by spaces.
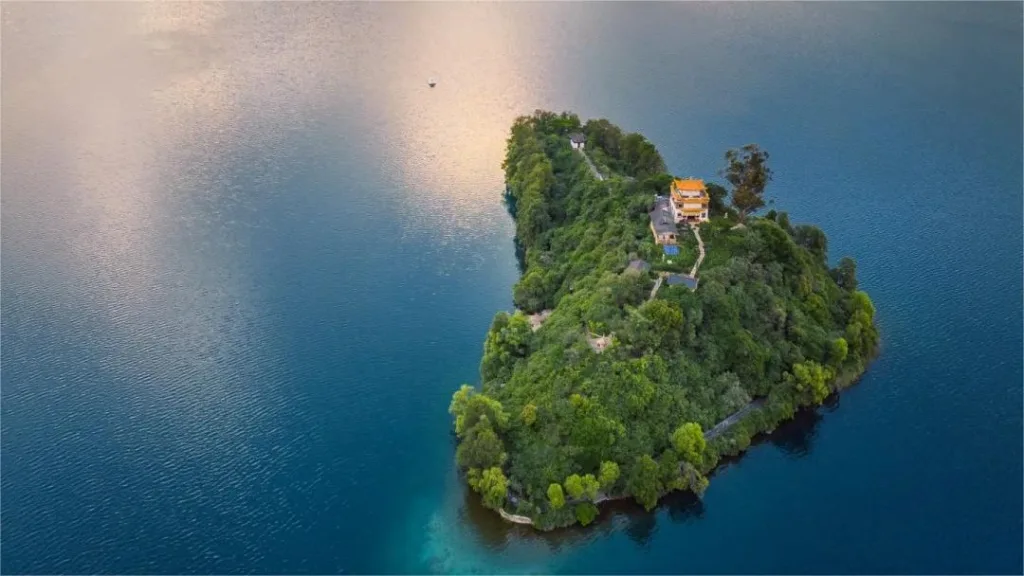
xmin=667 ymin=274 xmax=699 ymax=290
xmin=662 ymin=245 xmax=680 ymax=256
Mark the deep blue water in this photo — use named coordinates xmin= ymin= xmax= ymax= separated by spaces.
xmin=2 ymin=2 xmax=1021 ymax=574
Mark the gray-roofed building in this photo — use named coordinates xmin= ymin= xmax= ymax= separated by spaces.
xmin=569 ymin=132 xmax=586 ymax=150
xmin=626 ymin=259 xmax=651 ymax=274
xmin=649 ymin=196 xmax=677 ymax=245
xmin=667 ymin=274 xmax=699 ymax=290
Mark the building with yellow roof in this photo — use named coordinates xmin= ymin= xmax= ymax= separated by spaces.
xmin=669 ymin=178 xmax=709 ymax=224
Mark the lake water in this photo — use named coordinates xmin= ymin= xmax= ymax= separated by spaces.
xmin=2 ymin=3 xmax=1021 ymax=574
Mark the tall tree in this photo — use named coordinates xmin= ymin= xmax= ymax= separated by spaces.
xmin=721 ymin=144 xmax=773 ymax=222
xmin=581 ymin=474 xmax=601 ymax=500
xmin=548 ymin=483 xmax=566 ymax=509
xmin=671 ymin=422 xmax=706 ymax=465
xmin=455 ymin=416 xmax=507 ymax=470
xmin=564 ymin=474 xmax=585 ymax=499
xmin=626 ymin=454 xmax=662 ymax=511
xmin=598 ymin=461 xmax=621 ymax=491
xmin=832 ymin=257 xmax=858 ymax=291
xmin=705 ymin=182 xmax=730 ymax=217
xmin=468 ymin=467 xmax=509 ymax=510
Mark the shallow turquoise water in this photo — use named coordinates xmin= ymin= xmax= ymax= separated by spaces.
xmin=2 ymin=3 xmax=1021 ymax=573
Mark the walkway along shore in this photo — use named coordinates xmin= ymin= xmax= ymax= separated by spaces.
xmin=498 ymin=395 xmax=768 ymax=526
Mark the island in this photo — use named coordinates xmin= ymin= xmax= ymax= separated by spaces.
xmin=449 ymin=111 xmax=879 ymax=530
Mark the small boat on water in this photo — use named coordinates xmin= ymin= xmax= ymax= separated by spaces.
xmin=428 ymin=77 xmax=437 ymax=88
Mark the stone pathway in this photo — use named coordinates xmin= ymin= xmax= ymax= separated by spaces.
xmin=689 ymin=226 xmax=706 ymax=278
xmin=648 ymin=274 xmax=665 ymax=301
xmin=703 ymin=399 xmax=766 ymax=441
xmin=577 ymin=149 xmax=604 ymax=181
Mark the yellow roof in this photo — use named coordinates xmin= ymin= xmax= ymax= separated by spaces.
xmin=680 ymin=207 xmax=704 ymax=214
xmin=672 ymin=178 xmax=706 ymax=192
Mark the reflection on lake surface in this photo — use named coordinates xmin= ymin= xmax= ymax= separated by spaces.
xmin=2 ymin=2 xmax=1021 ymax=574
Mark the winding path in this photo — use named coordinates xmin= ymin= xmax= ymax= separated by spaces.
xmin=703 ymin=398 xmax=766 ymax=441
xmin=577 ymin=149 xmax=604 ymax=181
xmin=648 ymin=274 xmax=665 ymax=301
xmin=689 ymin=226 xmax=705 ymax=278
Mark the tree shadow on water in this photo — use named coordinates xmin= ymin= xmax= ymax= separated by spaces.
xmin=624 ymin=511 xmax=657 ymax=548
xmin=459 ymin=486 xmax=616 ymax=554
xmin=456 ymin=397 xmax=839 ymax=555
xmin=663 ymin=489 xmax=706 ymax=525
xmin=767 ymin=394 xmax=837 ymax=458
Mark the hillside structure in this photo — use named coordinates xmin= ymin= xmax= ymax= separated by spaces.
xmin=670 ymin=178 xmax=709 ymax=224
xmin=569 ymin=133 xmax=586 ymax=151
xmin=648 ymin=196 xmax=677 ymax=245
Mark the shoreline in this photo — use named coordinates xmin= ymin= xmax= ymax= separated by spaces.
xmin=461 ymin=112 xmax=881 ymax=533
xmin=496 ymin=352 xmax=879 ymax=528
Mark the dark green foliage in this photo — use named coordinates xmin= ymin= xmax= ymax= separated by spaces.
xmin=480 ymin=312 xmax=534 ymax=383
xmin=583 ymin=119 xmax=666 ymax=178
xmin=832 ymin=257 xmax=858 ymax=292
xmin=451 ymin=112 xmax=878 ymax=529
xmin=777 ymin=211 xmax=792 ymax=234
xmin=721 ymin=144 xmax=773 ymax=222
xmin=706 ymin=182 xmax=731 ymax=218
xmin=575 ymin=502 xmax=599 ymax=526
xmin=627 ymin=454 xmax=662 ymax=511
xmin=456 ymin=416 xmax=507 ymax=470
xmin=793 ymin=225 xmax=828 ymax=262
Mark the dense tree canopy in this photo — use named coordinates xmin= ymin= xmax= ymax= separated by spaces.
xmin=451 ymin=111 xmax=878 ymax=530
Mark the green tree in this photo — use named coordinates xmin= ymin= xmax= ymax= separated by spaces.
xmin=468 ymin=467 xmax=508 ymax=510
xmin=776 ymin=211 xmax=792 ymax=234
xmin=619 ymin=133 xmax=666 ymax=178
xmin=658 ymin=449 xmax=686 ymax=491
xmin=845 ymin=290 xmax=879 ymax=358
xmin=547 ymin=483 xmax=566 ymax=509
xmin=449 ymin=386 xmax=509 ymax=437
xmin=481 ymin=312 xmax=534 ymax=383
xmin=521 ymin=403 xmax=538 ymax=426
xmin=581 ymin=474 xmax=601 ymax=500
xmin=706 ymin=182 xmax=730 ymax=217
xmin=575 ymin=502 xmax=599 ymax=526
xmin=455 ymin=416 xmax=507 ymax=470
xmin=790 ymin=360 xmax=834 ymax=405
xmin=832 ymin=257 xmax=858 ymax=291
xmin=584 ymin=118 xmax=623 ymax=155
xmin=793 ymin=225 xmax=828 ymax=261
xmin=564 ymin=474 xmax=584 ymax=499
xmin=626 ymin=454 xmax=662 ymax=511
xmin=721 ymin=144 xmax=773 ymax=222
xmin=829 ymin=337 xmax=849 ymax=367
xmin=598 ymin=461 xmax=620 ymax=491
xmin=513 ymin=268 xmax=555 ymax=313
xmin=671 ymin=422 xmax=706 ymax=465
xmin=805 ymin=293 xmax=830 ymax=325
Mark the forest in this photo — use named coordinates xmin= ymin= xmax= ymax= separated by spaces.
xmin=449 ymin=111 xmax=879 ymax=530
